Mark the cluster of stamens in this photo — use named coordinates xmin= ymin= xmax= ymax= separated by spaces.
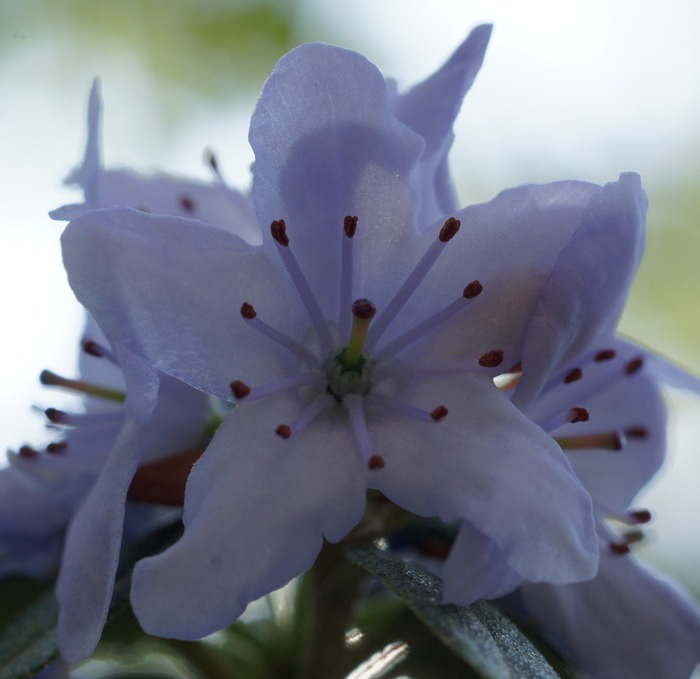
xmin=230 ymin=215 xmax=503 ymax=470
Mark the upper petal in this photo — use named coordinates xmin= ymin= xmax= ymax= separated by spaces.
xmin=368 ymin=372 xmax=598 ymax=584
xmin=250 ymin=42 xmax=425 ymax=317
xmin=61 ymin=207 xmax=294 ymax=399
xmin=520 ymin=552 xmax=700 ymax=679
xmin=393 ymin=24 xmax=492 ymax=223
xmin=512 ymin=173 xmax=647 ymax=410
xmin=130 ymin=394 xmax=366 ymax=639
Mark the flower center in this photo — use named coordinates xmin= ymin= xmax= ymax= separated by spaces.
xmin=232 ymin=215 xmax=505 ymax=470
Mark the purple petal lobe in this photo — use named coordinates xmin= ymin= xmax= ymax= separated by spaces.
xmin=131 ymin=395 xmax=366 ymax=639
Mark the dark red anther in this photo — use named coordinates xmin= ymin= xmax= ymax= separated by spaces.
xmin=352 ymin=298 xmax=377 ymax=320
xmin=564 ymin=368 xmax=583 ymax=384
xmin=344 ymin=215 xmax=358 ymax=238
xmin=630 ymin=509 xmax=652 ymax=524
xmin=463 ymin=280 xmax=483 ymax=298
xmin=368 ymin=454 xmax=385 ymax=470
xmin=610 ymin=541 xmax=631 ymax=555
xmin=44 ymin=408 xmax=65 ymax=424
xmin=82 ymin=340 xmax=103 ymax=357
xmin=18 ymin=445 xmax=38 ymax=459
xmin=430 ymin=405 xmax=448 ymax=421
xmin=439 ymin=217 xmax=461 ymax=242
xmin=46 ymin=441 xmax=68 ymax=454
xmin=276 ymin=424 xmax=292 ymax=439
xmin=569 ymin=407 xmax=590 ymax=423
xmin=230 ymin=380 xmax=251 ymax=400
xmin=595 ymin=349 xmax=616 ymax=362
xmin=625 ymin=426 xmax=649 ymax=440
xmin=240 ymin=303 xmax=257 ymax=320
xmin=271 ymin=219 xmax=289 ymax=247
xmin=179 ymin=196 xmax=195 ymax=213
xmin=626 ymin=357 xmax=644 ymax=376
xmin=479 ymin=349 xmax=504 ymax=368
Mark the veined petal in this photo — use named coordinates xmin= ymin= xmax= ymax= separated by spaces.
xmin=376 ymin=180 xmax=601 ymax=364
xmin=521 ymin=552 xmax=700 ymax=679
xmin=512 ymin=173 xmax=647 ymax=410
xmin=550 ymin=370 xmax=667 ymax=512
xmin=393 ymin=24 xmax=492 ymax=222
xmin=131 ymin=395 xmax=366 ymax=639
xmin=56 ymin=420 xmax=142 ymax=662
xmin=368 ymin=373 xmax=598 ymax=583
xmin=250 ymin=42 xmax=425 ymax=317
xmin=62 ymin=207 xmax=295 ymax=399
xmin=442 ymin=520 xmax=522 ymax=605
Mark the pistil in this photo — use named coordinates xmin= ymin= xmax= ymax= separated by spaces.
xmin=339 ymin=299 xmax=376 ymax=372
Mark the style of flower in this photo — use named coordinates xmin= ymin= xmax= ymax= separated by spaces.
xmin=56 ymin=27 xmax=662 ymax=645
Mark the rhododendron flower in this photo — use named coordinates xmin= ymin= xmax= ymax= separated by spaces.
xmin=56 ymin=29 xmax=664 ymax=645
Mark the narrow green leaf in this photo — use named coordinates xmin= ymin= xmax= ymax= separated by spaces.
xmin=347 ymin=546 xmax=561 ymax=679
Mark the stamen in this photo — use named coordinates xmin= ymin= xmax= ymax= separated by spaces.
xmin=346 ymin=394 xmax=383 ymax=470
xmin=626 ymin=356 xmax=644 ymax=376
xmin=270 ymin=220 xmax=332 ymax=354
xmin=40 ymin=369 xmax=126 ymax=403
xmin=339 ymin=216 xmax=358 ymax=338
xmin=81 ymin=340 xmax=118 ymax=365
xmin=609 ymin=541 xmax=631 ymax=555
xmin=374 ymin=281 xmax=483 ymax=362
xmin=232 ymin=372 xmax=325 ymax=402
xmin=564 ymin=368 xmax=583 ymax=383
xmin=629 ymin=509 xmax=652 ymax=524
xmin=367 ymin=393 xmax=448 ymax=423
xmin=537 ymin=406 xmax=590 ymax=433
xmin=595 ymin=349 xmax=617 ymax=362
xmin=625 ymin=426 xmax=649 ymax=440
xmin=340 ymin=299 xmax=376 ymax=371
xmin=45 ymin=408 xmax=123 ymax=427
xmin=556 ymin=431 xmax=624 ymax=451
xmin=179 ymin=196 xmax=195 ymax=213
xmin=367 ymin=217 xmax=461 ymax=348
xmin=274 ymin=393 xmax=334 ymax=439
xmin=230 ymin=380 xmax=251 ymax=400
xmin=18 ymin=445 xmax=38 ymax=459
xmin=478 ymin=349 xmax=504 ymax=368
xmin=46 ymin=441 xmax=68 ymax=454
xmin=569 ymin=407 xmax=590 ymax=423
xmin=240 ymin=302 xmax=319 ymax=368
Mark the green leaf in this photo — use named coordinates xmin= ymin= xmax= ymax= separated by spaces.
xmin=347 ymin=546 xmax=561 ymax=679
xmin=0 ymin=520 xmax=183 ymax=679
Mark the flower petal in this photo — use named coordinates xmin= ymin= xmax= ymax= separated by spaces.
xmin=56 ymin=419 xmax=142 ymax=662
xmin=62 ymin=207 xmax=294 ymax=399
xmin=368 ymin=373 xmax=598 ymax=584
xmin=130 ymin=394 xmax=366 ymax=639
xmin=512 ymin=173 xmax=647 ymax=410
xmin=393 ymin=24 xmax=492 ymax=223
xmin=250 ymin=42 xmax=425 ymax=317
xmin=442 ymin=520 xmax=522 ymax=605
xmin=520 ymin=552 xmax=700 ymax=679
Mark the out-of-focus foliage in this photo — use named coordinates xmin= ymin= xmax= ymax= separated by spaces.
xmin=2 ymin=0 xmax=301 ymax=96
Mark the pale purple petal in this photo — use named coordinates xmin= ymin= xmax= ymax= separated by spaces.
xmin=512 ymin=173 xmax=647 ymax=410
xmin=62 ymin=207 xmax=294 ymax=399
xmin=368 ymin=373 xmax=598 ymax=584
xmin=250 ymin=42 xmax=425 ymax=317
xmin=374 ymin=180 xmax=602 ymax=366
xmin=442 ymin=520 xmax=522 ymax=605
xmin=521 ymin=552 xmax=700 ymax=679
xmin=56 ymin=419 xmax=142 ymax=662
xmin=393 ymin=24 xmax=492 ymax=223
xmin=131 ymin=394 xmax=366 ymax=639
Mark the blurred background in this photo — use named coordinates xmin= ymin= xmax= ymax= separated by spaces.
xmin=1 ymin=0 xmax=699 ymax=639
